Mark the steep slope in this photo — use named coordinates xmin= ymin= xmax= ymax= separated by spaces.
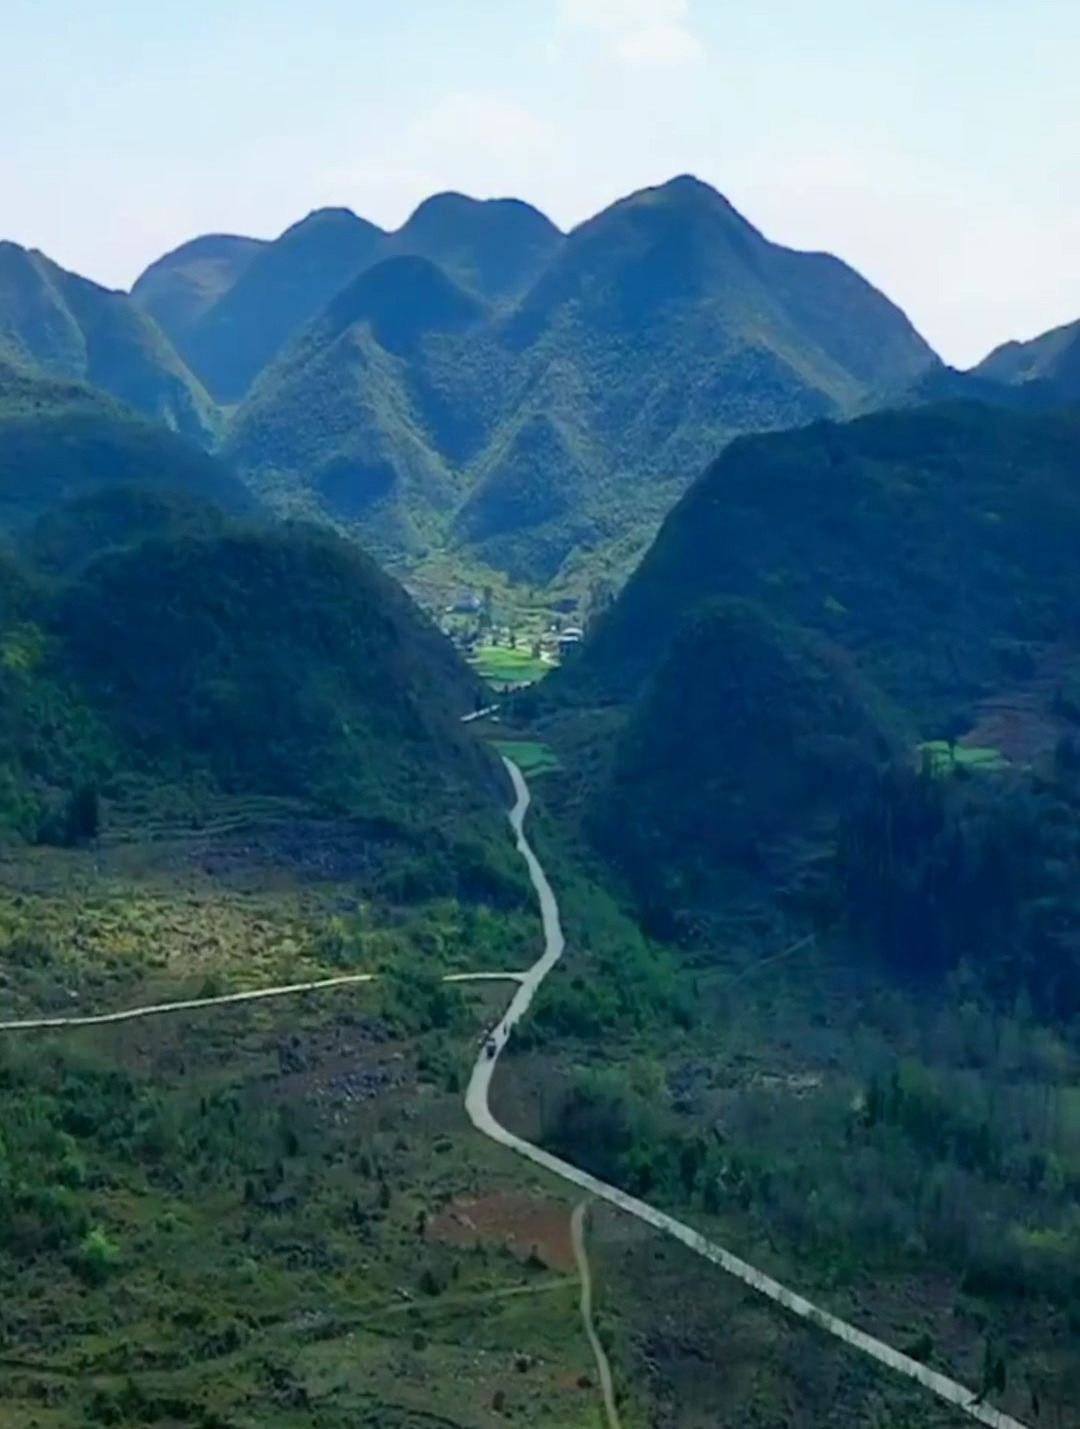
xmin=975 ymin=318 xmax=1080 ymax=403
xmin=2 ymin=514 xmax=516 ymax=893
xmin=183 ymin=208 xmax=386 ymax=402
xmin=592 ymin=599 xmax=906 ymax=916
xmin=560 ymin=402 xmax=1080 ymax=729
xmin=386 ymin=192 xmax=563 ymax=303
xmin=451 ymin=176 xmax=939 ymax=580
xmin=225 ymin=256 xmax=496 ymax=557
xmin=0 ymin=360 xmax=248 ymax=535
xmin=0 ymin=242 xmax=217 ymax=444
xmin=130 ymin=233 xmax=266 ymax=350
xmin=56 ymin=524 xmax=496 ymax=813
xmin=229 ymin=175 xmax=940 ymax=585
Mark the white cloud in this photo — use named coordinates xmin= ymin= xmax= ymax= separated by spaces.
xmin=556 ymin=0 xmax=705 ymax=67
xmin=411 ymin=92 xmax=556 ymax=158
xmin=616 ymin=23 xmax=705 ymax=66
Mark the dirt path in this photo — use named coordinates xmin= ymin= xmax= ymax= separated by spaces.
xmin=571 ymin=1200 xmax=621 ymax=1429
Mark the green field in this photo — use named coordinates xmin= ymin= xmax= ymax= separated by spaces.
xmin=491 ymin=740 xmax=561 ymax=777
xmin=469 ymin=643 xmax=552 ymax=686
xmin=920 ymin=739 xmax=1008 ymax=772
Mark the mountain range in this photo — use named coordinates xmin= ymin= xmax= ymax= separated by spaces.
xmin=975 ymin=317 xmax=1080 ymax=403
xmin=216 ymin=176 xmax=942 ymax=581
xmin=543 ymin=399 xmax=1080 ymax=924
xmin=2 ymin=176 xmax=1077 ymax=594
xmin=0 ymin=242 xmax=216 ymax=445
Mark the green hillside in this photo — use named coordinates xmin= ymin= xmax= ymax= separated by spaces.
xmin=0 ymin=360 xmax=248 ymax=535
xmin=0 ymin=241 xmax=217 ymax=444
xmin=385 ymin=191 xmax=564 ymax=302
xmin=130 ymin=232 xmax=267 ymax=351
xmin=181 ymin=208 xmax=387 ymax=402
xmin=21 ymin=486 xmax=231 ymax=577
xmin=227 ymin=175 xmax=939 ymax=586
xmin=1 ymin=514 xmax=515 ymax=889
xmin=590 ymin=599 xmax=906 ymax=919
xmin=561 ymin=402 xmax=1080 ymax=729
xmin=975 ymin=316 xmax=1080 ymax=402
xmin=224 ymin=256 xmax=500 ymax=557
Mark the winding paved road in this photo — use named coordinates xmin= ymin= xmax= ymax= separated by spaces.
xmin=466 ymin=758 xmax=1029 ymax=1429
xmin=0 ymin=755 xmax=1030 ymax=1427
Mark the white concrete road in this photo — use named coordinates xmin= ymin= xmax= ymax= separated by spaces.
xmin=465 ymin=758 xmax=1029 ymax=1429
xmin=0 ymin=972 xmax=377 ymax=1031
xmin=0 ymin=754 xmax=1030 ymax=1427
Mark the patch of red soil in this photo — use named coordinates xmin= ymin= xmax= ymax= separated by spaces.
xmin=431 ymin=1193 xmax=575 ymax=1272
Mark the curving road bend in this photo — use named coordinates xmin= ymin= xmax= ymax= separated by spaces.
xmin=465 ymin=758 xmax=1029 ymax=1429
xmin=0 ymin=753 xmax=1030 ymax=1427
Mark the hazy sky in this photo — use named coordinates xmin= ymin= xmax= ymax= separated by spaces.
xmin=3 ymin=0 xmax=1077 ymax=366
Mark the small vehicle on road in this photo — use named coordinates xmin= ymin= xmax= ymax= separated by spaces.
xmin=485 ymin=1036 xmax=498 ymax=1059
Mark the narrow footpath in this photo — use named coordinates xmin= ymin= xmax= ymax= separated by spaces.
xmin=571 ymin=1200 xmax=621 ymax=1429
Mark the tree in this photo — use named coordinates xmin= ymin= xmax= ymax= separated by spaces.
xmin=75 ymin=1226 xmax=120 ymax=1286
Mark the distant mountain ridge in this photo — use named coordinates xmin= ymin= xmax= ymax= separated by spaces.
xmin=139 ymin=194 xmax=563 ymax=404
xmin=0 ymin=241 xmax=216 ymax=445
xmin=215 ymin=175 xmax=941 ymax=582
xmin=975 ymin=317 xmax=1080 ymax=403
xmin=130 ymin=233 xmax=267 ymax=356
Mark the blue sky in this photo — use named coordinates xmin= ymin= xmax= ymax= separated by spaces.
xmin=2 ymin=0 xmax=1077 ymax=365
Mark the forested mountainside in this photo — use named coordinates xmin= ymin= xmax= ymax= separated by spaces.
xmin=588 ymin=597 xmax=908 ymax=918
xmin=0 ymin=376 xmax=517 ymax=897
xmin=0 ymin=242 xmax=216 ymax=444
xmin=222 ymin=176 xmax=939 ymax=582
xmin=130 ymin=233 xmax=268 ymax=354
xmin=557 ymin=401 xmax=1080 ymax=726
xmin=0 ymin=358 xmax=247 ymax=536
xmin=146 ymin=194 xmax=562 ymax=405
xmin=528 ymin=398 xmax=1080 ymax=963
